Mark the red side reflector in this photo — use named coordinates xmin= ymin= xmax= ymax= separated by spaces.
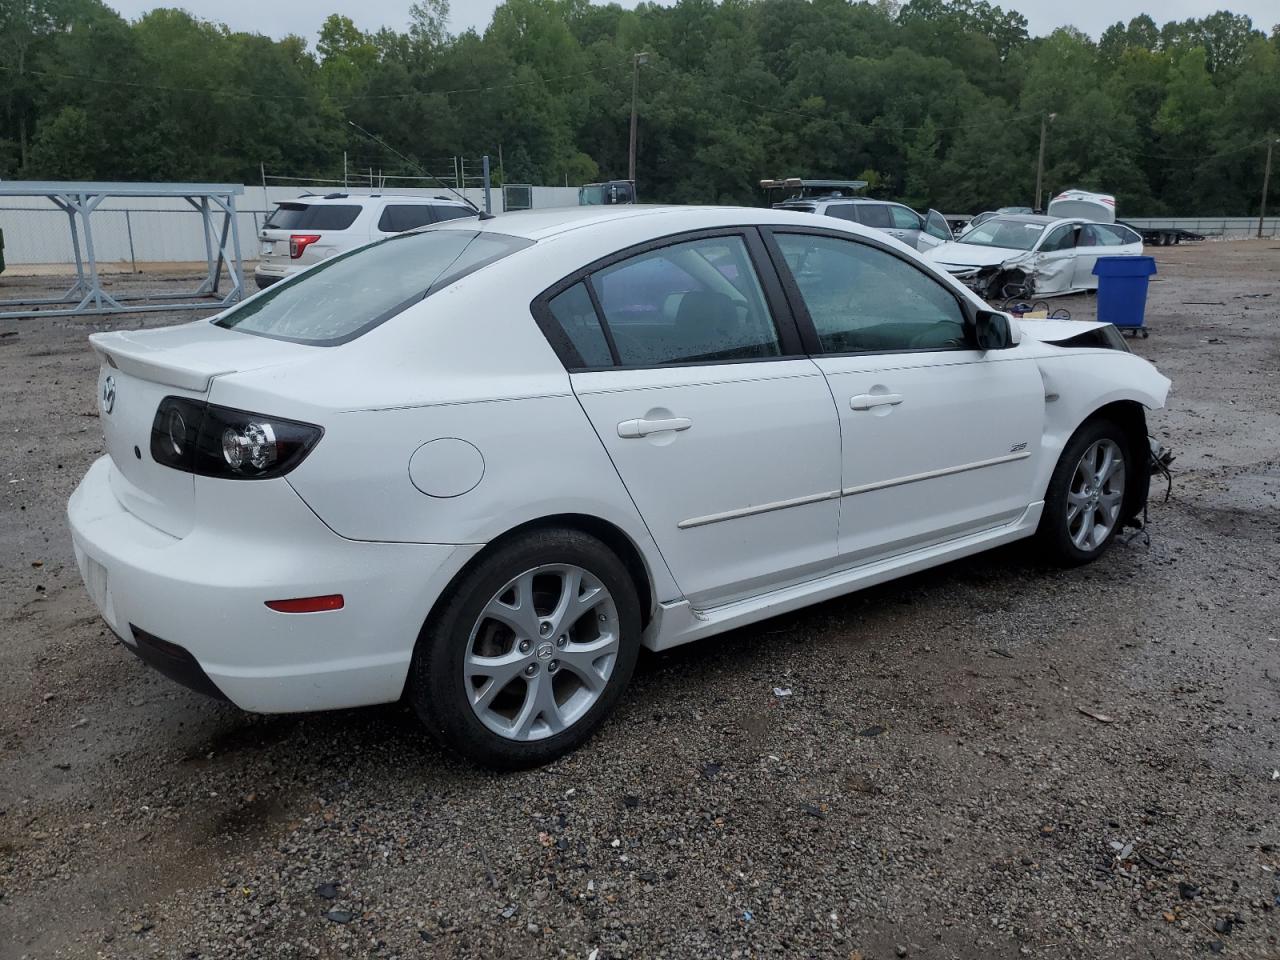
xmin=265 ymin=594 xmax=344 ymax=613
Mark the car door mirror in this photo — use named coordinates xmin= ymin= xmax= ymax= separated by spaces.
xmin=969 ymin=309 xmax=1014 ymax=350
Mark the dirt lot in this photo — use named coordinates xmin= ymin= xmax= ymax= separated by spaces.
xmin=1 ymin=242 xmax=1278 ymax=960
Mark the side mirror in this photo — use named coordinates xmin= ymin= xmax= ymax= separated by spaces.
xmin=970 ymin=309 xmax=1014 ymax=350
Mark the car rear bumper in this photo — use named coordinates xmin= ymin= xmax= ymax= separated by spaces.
xmin=253 ymin=263 xmax=295 ymax=287
xmin=67 ymin=456 xmax=481 ymax=713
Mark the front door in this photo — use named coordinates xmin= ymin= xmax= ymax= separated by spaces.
xmin=765 ymin=229 xmax=1046 ymax=565
xmin=1028 ymin=222 xmax=1081 ymax=295
xmin=920 ymin=209 xmax=953 ymax=250
xmin=539 ymin=231 xmax=842 ymax=608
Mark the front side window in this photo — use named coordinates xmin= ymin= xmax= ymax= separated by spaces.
xmin=216 ymin=230 xmax=531 ymax=344
xmin=775 ymin=233 xmax=967 ymax=353
xmin=889 ymin=205 xmax=922 ymax=230
xmin=591 ymin=235 xmax=781 ymax=366
xmin=924 ymin=210 xmax=952 ymax=242
xmin=1039 ymin=224 xmax=1077 ymax=252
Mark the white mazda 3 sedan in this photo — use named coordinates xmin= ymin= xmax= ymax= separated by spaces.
xmin=68 ymin=206 xmax=1170 ymax=768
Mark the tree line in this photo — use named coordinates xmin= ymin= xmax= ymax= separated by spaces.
xmin=2 ymin=0 xmax=1278 ymax=215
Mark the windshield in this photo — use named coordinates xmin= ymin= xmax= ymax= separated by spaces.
xmin=216 ymin=230 xmax=532 ymax=344
xmin=958 ymin=217 xmax=1046 ymax=251
xmin=579 ymin=185 xmax=605 ymax=205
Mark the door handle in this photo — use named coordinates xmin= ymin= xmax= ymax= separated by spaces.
xmin=617 ymin=417 xmax=692 ymax=438
xmin=850 ymin=394 xmax=903 ymax=411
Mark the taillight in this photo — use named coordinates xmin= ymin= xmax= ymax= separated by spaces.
xmin=289 ymin=234 xmax=321 ymax=259
xmin=150 ymin=398 xmax=323 ymax=479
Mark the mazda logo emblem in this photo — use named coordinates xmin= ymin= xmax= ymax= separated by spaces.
xmin=102 ymin=375 xmax=116 ymax=415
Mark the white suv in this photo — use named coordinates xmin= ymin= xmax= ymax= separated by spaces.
xmin=775 ymin=197 xmax=953 ymax=252
xmin=254 ymin=194 xmax=477 ymax=289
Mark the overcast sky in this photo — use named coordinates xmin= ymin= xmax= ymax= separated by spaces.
xmin=102 ymin=0 xmax=1280 ymax=47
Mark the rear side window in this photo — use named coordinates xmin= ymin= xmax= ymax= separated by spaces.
xmin=1092 ymin=224 xmax=1139 ymax=246
xmin=546 ymin=283 xmax=613 ymax=367
xmin=855 ymin=204 xmax=892 ymax=228
xmin=591 ymin=236 xmax=781 ymax=366
xmin=377 ymin=204 xmax=437 ymax=232
xmin=215 ymin=230 xmax=531 ymax=345
xmin=822 ymin=204 xmax=860 ymax=222
xmin=264 ymin=203 xmax=361 ymax=231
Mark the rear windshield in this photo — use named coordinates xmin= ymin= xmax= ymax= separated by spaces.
xmin=264 ymin=203 xmax=361 ymax=231
xmin=215 ymin=230 xmax=532 ymax=345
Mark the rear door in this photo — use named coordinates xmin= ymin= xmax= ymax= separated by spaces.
xmin=763 ymin=228 xmax=1045 ymax=565
xmin=1074 ymin=223 xmax=1142 ymax=288
xmin=534 ymin=229 xmax=842 ymax=608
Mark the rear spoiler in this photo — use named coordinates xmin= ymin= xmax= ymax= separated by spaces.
xmin=90 ymin=332 xmax=235 ymax=392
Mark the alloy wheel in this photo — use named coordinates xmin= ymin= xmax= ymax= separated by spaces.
xmin=464 ymin=564 xmax=619 ymax=741
xmin=1066 ymin=438 xmax=1126 ymax=551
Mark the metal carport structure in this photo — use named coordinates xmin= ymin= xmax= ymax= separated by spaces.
xmin=0 ymin=181 xmax=245 ymax=319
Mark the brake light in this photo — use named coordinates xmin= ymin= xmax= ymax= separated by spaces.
xmin=150 ymin=398 xmax=323 ymax=479
xmin=289 ymin=234 xmax=321 ymax=259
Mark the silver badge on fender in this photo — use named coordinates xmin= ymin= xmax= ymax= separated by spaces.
xmin=102 ymin=375 xmax=116 ymax=415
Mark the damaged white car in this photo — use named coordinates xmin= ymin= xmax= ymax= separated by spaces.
xmin=923 ymin=214 xmax=1143 ymax=300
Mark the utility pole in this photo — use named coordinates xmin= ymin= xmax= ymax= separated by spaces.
xmin=1034 ymin=112 xmax=1056 ymax=213
xmin=628 ymin=52 xmax=650 ymax=188
xmin=1259 ymin=137 xmax=1276 ymax=239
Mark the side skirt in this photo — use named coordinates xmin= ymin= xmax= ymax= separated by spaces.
xmin=641 ymin=502 xmax=1044 ymax=651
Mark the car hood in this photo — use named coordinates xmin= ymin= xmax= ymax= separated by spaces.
xmin=923 ymin=242 xmax=1028 ymax=268
xmin=1016 ymin=319 xmax=1111 ymax=343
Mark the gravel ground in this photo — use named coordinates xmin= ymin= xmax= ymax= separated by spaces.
xmin=1 ymin=242 xmax=1278 ymax=960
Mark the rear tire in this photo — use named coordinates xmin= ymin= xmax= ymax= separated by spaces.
xmin=1037 ymin=418 xmax=1131 ymax=566
xmin=408 ymin=528 xmax=641 ymax=769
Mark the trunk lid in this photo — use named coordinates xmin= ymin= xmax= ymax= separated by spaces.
xmin=1047 ymin=190 xmax=1116 ymax=224
xmin=90 ymin=322 xmax=313 ymax=537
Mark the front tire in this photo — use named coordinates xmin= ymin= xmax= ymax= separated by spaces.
xmin=409 ymin=528 xmax=641 ymax=769
xmin=1037 ymin=419 xmax=1130 ymax=566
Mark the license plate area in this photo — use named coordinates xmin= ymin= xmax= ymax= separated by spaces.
xmin=260 ymin=241 xmax=273 ymax=256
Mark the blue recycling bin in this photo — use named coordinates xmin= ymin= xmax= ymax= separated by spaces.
xmin=1093 ymin=255 xmax=1157 ymax=337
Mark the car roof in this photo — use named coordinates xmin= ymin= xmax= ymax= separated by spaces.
xmin=431 ymin=204 xmax=888 ymax=242
xmin=792 ymin=197 xmax=893 ymax=206
xmin=284 ymin=194 xmax=471 ymax=207
xmin=985 ymin=214 xmax=1058 ymax=226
